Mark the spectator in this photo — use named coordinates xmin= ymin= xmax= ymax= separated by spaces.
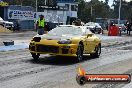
xmin=108 ymin=22 xmax=119 ymax=36
xmin=126 ymin=21 xmax=132 ymax=35
xmin=36 ymin=15 xmax=46 ymax=35
xmin=13 ymin=20 xmax=20 ymax=31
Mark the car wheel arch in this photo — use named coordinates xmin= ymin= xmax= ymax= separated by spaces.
xmin=76 ymin=41 xmax=84 ymax=62
xmin=95 ymin=43 xmax=101 ymax=54
xmin=95 ymin=43 xmax=101 ymax=50
xmin=79 ymin=41 xmax=84 ymax=52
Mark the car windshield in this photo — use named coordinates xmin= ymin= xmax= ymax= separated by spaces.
xmin=48 ymin=27 xmax=84 ymax=36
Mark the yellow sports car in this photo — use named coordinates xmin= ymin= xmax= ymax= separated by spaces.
xmin=29 ymin=25 xmax=101 ymax=62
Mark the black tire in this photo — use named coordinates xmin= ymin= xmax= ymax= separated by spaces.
xmin=31 ymin=53 xmax=40 ymax=61
xmin=76 ymin=43 xmax=84 ymax=62
xmin=90 ymin=44 xmax=101 ymax=58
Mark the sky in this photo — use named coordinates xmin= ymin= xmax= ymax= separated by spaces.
xmin=86 ymin=0 xmax=131 ymax=7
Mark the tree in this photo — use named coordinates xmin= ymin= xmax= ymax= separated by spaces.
xmin=112 ymin=0 xmax=132 ymax=21
xmin=75 ymin=0 xmax=112 ymax=22
xmin=76 ymin=0 xmax=87 ymax=22
xmin=105 ymin=0 xmax=109 ymax=5
xmin=3 ymin=0 xmax=36 ymax=7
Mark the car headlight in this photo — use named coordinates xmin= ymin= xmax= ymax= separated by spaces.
xmin=32 ymin=37 xmax=41 ymax=42
xmin=58 ymin=40 xmax=72 ymax=44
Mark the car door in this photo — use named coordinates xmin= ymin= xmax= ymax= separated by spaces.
xmin=84 ymin=34 xmax=96 ymax=53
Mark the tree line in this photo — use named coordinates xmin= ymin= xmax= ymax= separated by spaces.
xmin=76 ymin=0 xmax=132 ymax=22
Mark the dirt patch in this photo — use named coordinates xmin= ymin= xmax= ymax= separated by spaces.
xmin=118 ymin=45 xmax=132 ymax=50
xmin=0 ymin=25 xmax=11 ymax=33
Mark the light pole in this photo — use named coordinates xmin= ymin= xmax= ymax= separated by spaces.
xmin=35 ymin=0 xmax=38 ymax=30
xmin=36 ymin=0 xmax=38 ymax=12
xmin=62 ymin=6 xmax=65 ymax=24
xmin=90 ymin=0 xmax=93 ymax=22
xmin=118 ymin=0 xmax=121 ymax=24
xmin=91 ymin=6 xmax=92 ymax=21
xmin=45 ymin=0 xmax=47 ymax=5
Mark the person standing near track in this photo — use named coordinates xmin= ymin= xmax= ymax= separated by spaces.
xmin=36 ymin=15 xmax=46 ymax=35
xmin=126 ymin=21 xmax=132 ymax=35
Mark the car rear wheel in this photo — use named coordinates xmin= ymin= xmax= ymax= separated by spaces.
xmin=90 ymin=44 xmax=101 ymax=58
xmin=31 ymin=53 xmax=40 ymax=61
xmin=76 ymin=43 xmax=84 ymax=62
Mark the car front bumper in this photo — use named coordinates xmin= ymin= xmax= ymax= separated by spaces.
xmin=29 ymin=43 xmax=78 ymax=56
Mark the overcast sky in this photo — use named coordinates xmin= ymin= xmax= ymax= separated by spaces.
xmin=86 ymin=0 xmax=131 ymax=7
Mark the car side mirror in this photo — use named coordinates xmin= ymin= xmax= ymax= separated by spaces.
xmin=87 ymin=34 xmax=93 ymax=38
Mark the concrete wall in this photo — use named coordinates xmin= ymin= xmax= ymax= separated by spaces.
xmin=4 ymin=5 xmax=35 ymax=30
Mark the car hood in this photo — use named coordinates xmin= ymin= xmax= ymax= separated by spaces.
xmin=34 ymin=34 xmax=82 ymax=40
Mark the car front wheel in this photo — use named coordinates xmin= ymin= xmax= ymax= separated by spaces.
xmin=76 ymin=43 xmax=84 ymax=62
xmin=31 ymin=53 xmax=40 ymax=61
